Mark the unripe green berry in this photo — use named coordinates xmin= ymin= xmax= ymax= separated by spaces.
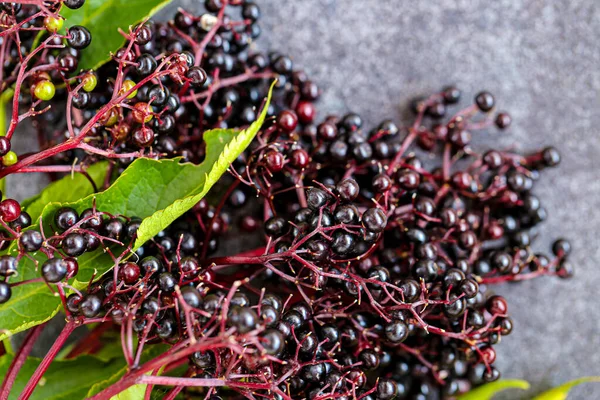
xmin=33 ymin=80 xmax=55 ymax=101
xmin=2 ymin=151 xmax=18 ymax=166
xmin=82 ymin=72 xmax=97 ymax=92
xmin=120 ymin=79 xmax=137 ymax=99
xmin=44 ymin=16 xmax=63 ymax=33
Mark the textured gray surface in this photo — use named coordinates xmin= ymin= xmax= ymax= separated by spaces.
xmin=11 ymin=0 xmax=600 ymax=398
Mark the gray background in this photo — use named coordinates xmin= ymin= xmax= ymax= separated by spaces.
xmin=11 ymin=0 xmax=600 ymax=399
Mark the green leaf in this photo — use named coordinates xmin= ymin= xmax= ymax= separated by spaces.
xmin=458 ymin=380 xmax=530 ymax=400
xmin=87 ymin=344 xmax=169 ymax=397
xmin=60 ymin=0 xmax=172 ymax=71
xmin=110 ymin=381 xmax=147 ymax=400
xmin=0 ymin=83 xmax=273 ymax=342
xmin=532 ymin=377 xmax=600 ymax=400
xmin=21 ymin=162 xmax=108 ymax=222
xmin=0 ymin=353 xmax=124 ymax=400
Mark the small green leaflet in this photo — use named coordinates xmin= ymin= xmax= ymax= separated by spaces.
xmin=532 ymin=377 xmax=600 ymax=400
xmin=60 ymin=0 xmax=172 ymax=71
xmin=457 ymin=379 xmax=530 ymax=400
xmin=0 ymin=82 xmax=274 ymax=341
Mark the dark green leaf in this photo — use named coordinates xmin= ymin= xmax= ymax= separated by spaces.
xmin=458 ymin=380 xmax=530 ymax=400
xmin=0 ymin=83 xmax=273 ymax=341
xmin=0 ymin=354 xmax=124 ymax=400
xmin=60 ymin=0 xmax=172 ymax=71
xmin=532 ymin=377 xmax=600 ymax=400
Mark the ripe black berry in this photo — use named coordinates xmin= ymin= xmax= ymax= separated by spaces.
xmin=62 ymin=233 xmax=87 ymax=257
xmin=64 ymin=0 xmax=85 ymax=9
xmin=55 ymin=207 xmax=79 ymax=231
xmin=362 ymin=208 xmax=387 ymax=233
xmin=67 ymin=26 xmax=92 ymax=50
xmin=0 ymin=255 xmax=18 ymax=277
xmin=79 ymin=294 xmax=102 ymax=318
xmin=0 ymin=282 xmax=11 ymax=304
xmin=41 ymin=258 xmax=68 ymax=283
xmin=475 ymin=91 xmax=495 ymax=112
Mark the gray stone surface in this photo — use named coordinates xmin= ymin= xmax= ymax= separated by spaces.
xmin=12 ymin=0 xmax=600 ymax=398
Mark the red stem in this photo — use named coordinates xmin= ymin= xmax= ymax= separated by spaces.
xmin=0 ymin=324 xmax=46 ymax=400
xmin=18 ymin=321 xmax=76 ymax=400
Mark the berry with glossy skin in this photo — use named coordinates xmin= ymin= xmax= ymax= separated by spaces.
xmin=186 ymin=66 xmax=208 ymax=87
xmin=55 ymin=207 xmax=79 ymax=231
xmin=44 ymin=16 xmax=63 ymax=33
xmin=0 ymin=255 xmax=17 ymax=277
xmin=67 ymin=26 xmax=92 ymax=50
xmin=41 ymin=258 xmax=68 ymax=283
xmin=62 ymin=233 xmax=87 ymax=257
xmin=33 ymin=80 xmax=55 ymax=101
xmin=542 ymin=146 xmax=561 ymax=167
xmin=19 ymin=230 xmax=43 ymax=252
xmin=385 ymin=320 xmax=409 ymax=343
xmin=495 ymin=112 xmax=512 ymax=129
xmin=362 ymin=207 xmax=387 ymax=233
xmin=0 ymin=199 xmax=21 ymax=222
xmin=475 ymin=91 xmax=495 ymax=112
xmin=64 ymin=0 xmax=85 ymax=9
xmin=180 ymin=286 xmax=202 ymax=308
xmin=135 ymin=54 xmax=158 ymax=76
xmin=79 ymin=294 xmax=102 ymax=318
xmin=0 ymin=137 xmax=11 ymax=157
xmin=306 ymin=188 xmax=329 ymax=210
xmin=119 ymin=262 xmax=140 ymax=285
xmin=336 ymin=179 xmax=360 ymax=202
xmin=552 ymin=238 xmax=572 ymax=257
xmin=276 ymin=110 xmax=298 ymax=132
xmin=0 ymin=282 xmax=11 ymax=304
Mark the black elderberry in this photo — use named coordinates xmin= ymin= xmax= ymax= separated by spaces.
xmin=105 ymin=218 xmax=125 ymax=240
xmin=552 ymin=238 xmax=572 ymax=257
xmin=140 ymin=256 xmax=162 ymax=276
xmin=135 ymin=54 xmax=157 ymax=76
xmin=67 ymin=26 xmax=91 ymax=50
xmin=358 ymin=349 xmax=380 ymax=371
xmin=413 ymin=260 xmax=438 ymax=282
xmin=62 ymin=233 xmax=87 ymax=257
xmin=158 ymin=272 xmax=176 ymax=292
xmin=42 ymin=258 xmax=68 ymax=283
xmin=302 ymin=363 xmax=326 ymax=383
xmin=64 ymin=0 xmax=85 ymax=9
xmin=180 ymin=286 xmax=202 ymax=308
xmin=55 ymin=207 xmax=79 ymax=231
xmin=264 ymin=216 xmax=287 ymax=237
xmin=397 ymin=279 xmax=421 ymax=302
xmin=475 ymin=91 xmax=495 ymax=112
xmin=542 ymin=146 xmax=561 ymax=167
xmin=362 ymin=207 xmax=387 ymax=233
xmin=385 ymin=320 xmax=409 ymax=343
xmin=0 ymin=282 xmax=11 ymax=304
xmin=331 ymin=230 xmax=355 ymax=255
xmin=0 ymin=255 xmax=17 ymax=276
xmin=306 ymin=188 xmax=329 ymax=209
xmin=19 ymin=230 xmax=43 ymax=252
xmin=79 ymin=294 xmax=103 ymax=318
xmin=377 ymin=379 xmax=398 ymax=400
xmin=228 ymin=306 xmax=258 ymax=333
xmin=442 ymin=86 xmax=461 ymax=104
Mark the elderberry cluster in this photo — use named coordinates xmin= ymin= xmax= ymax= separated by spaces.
xmin=26 ymin=0 xmax=318 ymax=169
